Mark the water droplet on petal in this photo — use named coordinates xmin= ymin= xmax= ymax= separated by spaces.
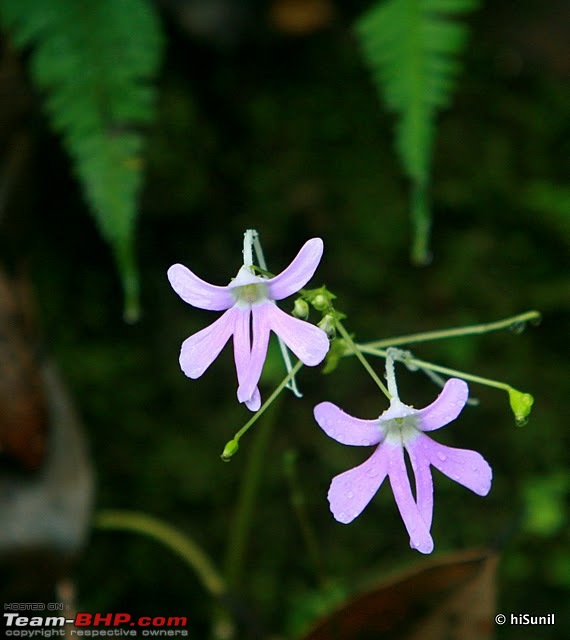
xmin=362 ymin=439 xmax=370 ymax=446
xmin=366 ymin=469 xmax=379 ymax=478
xmin=453 ymin=474 xmax=460 ymax=481
xmin=346 ymin=491 xmax=354 ymax=499
xmin=339 ymin=511 xmax=346 ymax=520
xmin=437 ymin=452 xmax=447 ymax=461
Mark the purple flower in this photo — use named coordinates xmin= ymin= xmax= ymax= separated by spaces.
xmin=314 ymin=378 xmax=492 ymax=553
xmin=168 ymin=237 xmax=329 ymax=411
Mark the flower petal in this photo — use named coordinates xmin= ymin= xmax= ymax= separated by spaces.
xmin=265 ymin=304 xmax=329 ymax=366
xmin=421 ymin=436 xmax=493 ymax=496
xmin=314 ymin=402 xmax=384 ymax=446
xmin=327 ymin=446 xmax=388 ymax=524
xmin=417 ymin=378 xmax=469 ymax=432
xmin=237 ymin=303 xmax=271 ymax=405
xmin=387 ymin=443 xmax=434 ymax=553
xmin=233 ymin=308 xmax=261 ymax=411
xmin=168 ymin=264 xmax=234 ymax=311
xmin=266 ymin=238 xmax=324 ymax=300
xmin=244 ymin=389 xmax=261 ymax=412
xmin=405 ymin=437 xmax=434 ymax=529
xmin=179 ymin=308 xmax=238 ymax=378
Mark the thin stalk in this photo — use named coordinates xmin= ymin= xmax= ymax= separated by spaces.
xmin=359 ymin=346 xmax=512 ymax=392
xmin=94 ymin=510 xmax=225 ymax=597
xmin=284 ymin=452 xmax=328 ymax=588
xmin=336 ymin=321 xmax=391 ymax=399
xmin=359 ymin=310 xmax=541 ymax=351
xmin=222 ymin=360 xmax=304 ymax=457
xmin=224 ymin=401 xmax=280 ymax=590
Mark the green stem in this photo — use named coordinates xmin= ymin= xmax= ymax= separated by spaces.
xmin=283 ymin=451 xmax=327 ymax=588
xmin=359 ymin=310 xmax=541 ymax=350
xmin=94 ymin=510 xmax=225 ymax=597
xmin=222 ymin=360 xmax=304 ymax=459
xmin=224 ymin=402 xmax=279 ymax=590
xmin=359 ymin=346 xmax=512 ymax=392
xmin=336 ymin=321 xmax=391 ymax=399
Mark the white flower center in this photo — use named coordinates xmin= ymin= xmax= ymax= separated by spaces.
xmin=233 ymin=282 xmax=269 ymax=306
xmin=384 ymin=415 xmax=420 ymax=446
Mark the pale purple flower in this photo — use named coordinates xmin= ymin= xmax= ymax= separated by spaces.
xmin=168 ymin=237 xmax=329 ymax=411
xmin=314 ymin=378 xmax=492 ymax=553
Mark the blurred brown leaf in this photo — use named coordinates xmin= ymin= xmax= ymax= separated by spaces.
xmin=0 ymin=359 xmax=94 ymax=597
xmin=269 ymin=0 xmax=334 ymax=35
xmin=299 ymin=549 xmax=498 ymax=640
xmin=0 ymin=267 xmax=47 ymax=469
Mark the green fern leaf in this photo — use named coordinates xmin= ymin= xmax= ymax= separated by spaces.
xmin=356 ymin=0 xmax=478 ymax=263
xmin=0 ymin=0 xmax=164 ymax=320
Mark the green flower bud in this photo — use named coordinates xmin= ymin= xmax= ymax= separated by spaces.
xmin=318 ymin=314 xmax=337 ymax=338
xmin=312 ymin=293 xmax=329 ymax=311
xmin=508 ymin=387 xmax=534 ymax=427
xmin=221 ymin=439 xmax=239 ymax=461
xmin=292 ymin=298 xmax=309 ymax=320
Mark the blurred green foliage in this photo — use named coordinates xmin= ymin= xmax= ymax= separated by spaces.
xmin=357 ymin=0 xmax=479 ymax=263
xmin=0 ymin=0 xmax=164 ymax=320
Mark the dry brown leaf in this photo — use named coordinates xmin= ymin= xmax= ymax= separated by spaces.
xmin=299 ymin=549 xmax=498 ymax=640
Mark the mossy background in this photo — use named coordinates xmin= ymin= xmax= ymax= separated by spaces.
xmin=3 ymin=0 xmax=568 ymax=638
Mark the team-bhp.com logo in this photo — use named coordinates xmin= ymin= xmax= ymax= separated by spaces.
xmin=4 ymin=612 xmax=189 ymax=637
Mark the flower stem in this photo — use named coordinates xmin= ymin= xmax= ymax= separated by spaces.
xmin=224 ymin=401 xmax=280 ymax=590
xmin=336 ymin=321 xmax=391 ymax=400
xmin=222 ymin=360 xmax=304 ymax=459
xmin=359 ymin=310 xmax=541 ymax=350
xmin=94 ymin=510 xmax=225 ymax=597
xmin=359 ymin=346 xmax=513 ymax=393
xmin=283 ymin=451 xmax=328 ymax=588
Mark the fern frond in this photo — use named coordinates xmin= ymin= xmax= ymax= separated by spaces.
xmin=356 ymin=0 xmax=479 ymax=263
xmin=0 ymin=0 xmax=163 ymax=320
